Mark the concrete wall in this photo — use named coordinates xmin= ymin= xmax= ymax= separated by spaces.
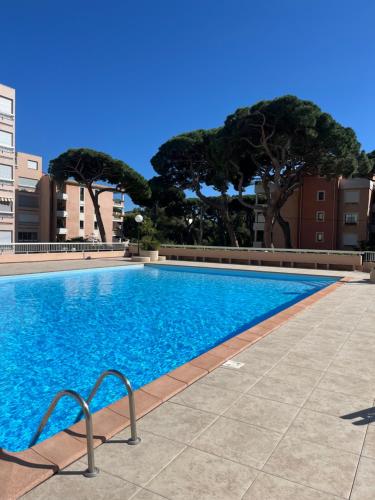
xmin=155 ymin=246 xmax=363 ymax=271
xmin=0 ymin=250 xmax=124 ymax=264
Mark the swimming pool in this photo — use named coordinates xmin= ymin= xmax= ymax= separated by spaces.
xmin=0 ymin=264 xmax=337 ymax=451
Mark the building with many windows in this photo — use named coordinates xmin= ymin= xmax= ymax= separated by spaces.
xmin=51 ymin=180 xmax=124 ymax=242
xmin=253 ymin=176 xmax=375 ymax=250
xmin=0 ymin=83 xmax=16 ymax=244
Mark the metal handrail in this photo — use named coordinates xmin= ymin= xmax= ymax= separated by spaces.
xmin=80 ymin=369 xmax=140 ymax=445
xmin=29 ymin=389 xmax=98 ymax=478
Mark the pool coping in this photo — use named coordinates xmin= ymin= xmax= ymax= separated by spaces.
xmin=0 ymin=270 xmax=351 ymax=499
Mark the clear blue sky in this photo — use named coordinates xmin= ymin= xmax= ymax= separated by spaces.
xmin=2 ymin=0 xmax=375 ymax=182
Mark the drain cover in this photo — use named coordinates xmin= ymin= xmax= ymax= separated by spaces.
xmin=222 ymin=360 xmax=245 ymax=370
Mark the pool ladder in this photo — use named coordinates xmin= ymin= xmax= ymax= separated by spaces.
xmin=29 ymin=369 xmax=141 ymax=478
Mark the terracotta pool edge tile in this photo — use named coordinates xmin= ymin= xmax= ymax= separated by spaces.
xmin=0 ymin=448 xmax=57 ymax=499
xmin=108 ymin=389 xmax=162 ymax=419
xmin=141 ymin=375 xmax=187 ymax=402
xmin=190 ymin=352 xmax=224 ymax=372
xmin=31 ymin=431 xmax=89 ymax=471
xmin=168 ymin=362 xmax=208 ymax=385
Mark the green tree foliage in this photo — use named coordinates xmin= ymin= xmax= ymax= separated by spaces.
xmin=150 ymin=129 xmax=253 ymax=247
xmin=49 ymin=148 xmax=150 ymax=242
xmin=223 ymin=95 xmax=372 ymax=247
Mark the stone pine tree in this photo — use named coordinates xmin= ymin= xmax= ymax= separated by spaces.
xmin=49 ymin=148 xmax=150 ymax=242
xmin=151 ymin=129 xmax=243 ymax=247
xmin=223 ymin=95 xmax=373 ymax=248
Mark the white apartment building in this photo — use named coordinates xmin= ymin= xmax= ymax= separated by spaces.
xmin=0 ymin=84 xmax=16 ymax=244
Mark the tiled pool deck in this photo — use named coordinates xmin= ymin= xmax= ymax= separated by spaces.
xmin=0 ymin=260 xmax=374 ymax=499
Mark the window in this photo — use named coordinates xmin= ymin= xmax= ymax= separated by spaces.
xmin=0 ymin=200 xmax=13 ymax=212
xmin=18 ymin=177 xmax=38 ymax=189
xmin=18 ymin=194 xmax=39 ymax=208
xmin=80 ymin=220 xmax=84 ymax=229
xmin=0 ymin=164 xmax=13 ymax=181
xmin=0 ymin=230 xmax=12 ymax=243
xmin=18 ymin=231 xmax=38 ymax=242
xmin=256 ymin=212 xmax=265 ymax=223
xmin=316 ymin=232 xmax=324 ymax=242
xmin=94 ymin=221 xmax=98 ymax=230
xmin=27 ymin=160 xmax=38 ymax=170
xmin=256 ymin=230 xmax=264 ymax=242
xmin=0 ymin=130 xmax=13 ymax=147
xmin=80 ymin=205 xmax=84 ymax=213
xmin=316 ymin=211 xmax=325 ymax=222
xmin=80 ymin=187 xmax=85 ymax=202
xmin=18 ymin=213 xmax=39 ymax=224
xmin=344 ymin=213 xmax=358 ymax=225
xmin=317 ymin=191 xmax=325 ymax=201
xmin=344 ymin=190 xmax=360 ymax=203
xmin=343 ymin=233 xmax=358 ymax=246
xmin=0 ymin=96 xmax=13 ymax=115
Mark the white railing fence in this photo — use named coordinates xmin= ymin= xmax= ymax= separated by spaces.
xmin=0 ymin=242 xmax=127 ymax=255
xmin=363 ymin=251 xmax=375 ymax=262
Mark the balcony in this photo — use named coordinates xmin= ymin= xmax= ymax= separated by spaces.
xmin=56 ymin=210 xmax=68 ymax=218
xmin=113 ymin=213 xmax=122 ymax=222
xmin=56 ymin=227 xmax=67 ymax=235
xmin=113 ymin=199 xmax=123 ymax=207
xmin=56 ymin=192 xmax=68 ymax=200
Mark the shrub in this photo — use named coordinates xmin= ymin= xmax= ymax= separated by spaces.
xmin=141 ymin=238 xmax=160 ymax=251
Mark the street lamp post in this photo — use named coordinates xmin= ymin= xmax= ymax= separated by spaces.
xmin=135 ymin=214 xmax=144 ymax=255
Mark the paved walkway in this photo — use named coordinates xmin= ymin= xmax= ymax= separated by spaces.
xmin=22 ymin=273 xmax=375 ymax=499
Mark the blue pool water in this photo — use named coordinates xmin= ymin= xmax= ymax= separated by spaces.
xmin=0 ymin=264 xmax=337 ymax=451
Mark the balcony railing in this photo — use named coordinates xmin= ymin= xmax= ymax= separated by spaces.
xmin=0 ymin=242 xmax=127 ymax=255
xmin=56 ymin=192 xmax=68 ymax=200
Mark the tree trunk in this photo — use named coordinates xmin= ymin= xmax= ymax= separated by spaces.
xmin=263 ymin=208 xmax=274 ymax=248
xmin=276 ymin=211 xmax=292 ymax=249
xmin=87 ymin=185 xmax=107 ymax=242
xmin=221 ymin=209 xmax=239 ymax=247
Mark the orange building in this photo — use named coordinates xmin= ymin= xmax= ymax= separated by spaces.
xmin=253 ymin=176 xmax=375 ymax=250
xmin=51 ymin=180 xmax=124 ymax=242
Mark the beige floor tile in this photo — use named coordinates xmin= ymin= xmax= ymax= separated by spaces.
xmin=232 ymin=351 xmax=278 ymax=376
xmin=86 ymin=431 xmax=185 ymax=486
xmin=170 ymin=381 xmax=240 ymax=414
xmin=191 ymin=416 xmax=282 ymax=468
xmin=225 ymin=394 xmax=300 ymax=433
xmin=363 ymin=424 xmax=375 ymax=460
xmin=23 ymin=460 xmax=138 ymax=500
xmin=264 ymin=436 xmax=359 ymax=498
xmin=197 ymin=367 xmax=259 ymax=393
xmin=318 ymin=372 xmax=375 ymax=399
xmin=243 ymin=472 xmax=338 ymax=500
xmin=281 ymin=351 xmax=333 ymax=371
xmin=248 ymin=375 xmax=316 ymax=406
xmin=287 ymin=409 xmax=366 ymax=454
xmin=350 ymin=457 xmax=375 ymax=500
xmin=304 ymin=388 xmax=373 ymax=418
xmin=132 ymin=489 xmax=167 ymax=500
xmin=137 ymin=401 xmax=216 ymax=444
xmin=266 ymin=362 xmax=323 ymax=385
xmin=147 ymin=447 xmax=257 ymax=500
